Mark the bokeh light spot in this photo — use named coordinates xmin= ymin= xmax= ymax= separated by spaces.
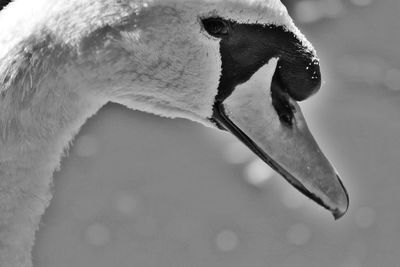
xmin=215 ymin=230 xmax=239 ymax=252
xmin=114 ymin=192 xmax=138 ymax=216
xmin=243 ymin=158 xmax=275 ymax=186
xmin=322 ymin=0 xmax=345 ymax=18
xmin=85 ymin=222 xmax=110 ymax=246
xmin=286 ymin=223 xmax=311 ymax=245
xmin=294 ymin=1 xmax=323 ymax=24
xmin=223 ymin=141 xmax=253 ymax=164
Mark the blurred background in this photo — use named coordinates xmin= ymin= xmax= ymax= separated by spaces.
xmin=33 ymin=0 xmax=400 ymax=266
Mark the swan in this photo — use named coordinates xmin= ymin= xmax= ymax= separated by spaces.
xmin=0 ymin=0 xmax=349 ymax=266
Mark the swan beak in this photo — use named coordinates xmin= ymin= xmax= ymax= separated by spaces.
xmin=212 ymin=59 xmax=349 ymax=219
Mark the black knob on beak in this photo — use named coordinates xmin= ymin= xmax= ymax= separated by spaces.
xmin=277 ymin=56 xmax=321 ymax=101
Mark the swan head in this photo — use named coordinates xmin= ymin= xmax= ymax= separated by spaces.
xmin=76 ymin=0 xmax=348 ymax=219
xmin=1 ymin=0 xmax=348 ymax=218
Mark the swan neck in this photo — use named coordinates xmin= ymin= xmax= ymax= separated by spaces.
xmin=0 ymin=38 xmax=106 ymax=266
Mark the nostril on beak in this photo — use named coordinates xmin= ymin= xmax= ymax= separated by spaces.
xmin=277 ymin=56 xmax=322 ymax=102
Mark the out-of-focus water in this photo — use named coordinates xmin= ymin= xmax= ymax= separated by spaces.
xmin=34 ymin=1 xmax=400 ymax=266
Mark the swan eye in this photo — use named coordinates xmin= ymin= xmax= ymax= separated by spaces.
xmin=202 ymin=18 xmax=230 ymax=37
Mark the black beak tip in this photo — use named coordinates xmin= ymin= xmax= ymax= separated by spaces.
xmin=331 ymin=174 xmax=349 ymax=220
xmin=332 ymin=204 xmax=348 ymax=220
xmin=332 ymin=206 xmax=347 ymax=220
